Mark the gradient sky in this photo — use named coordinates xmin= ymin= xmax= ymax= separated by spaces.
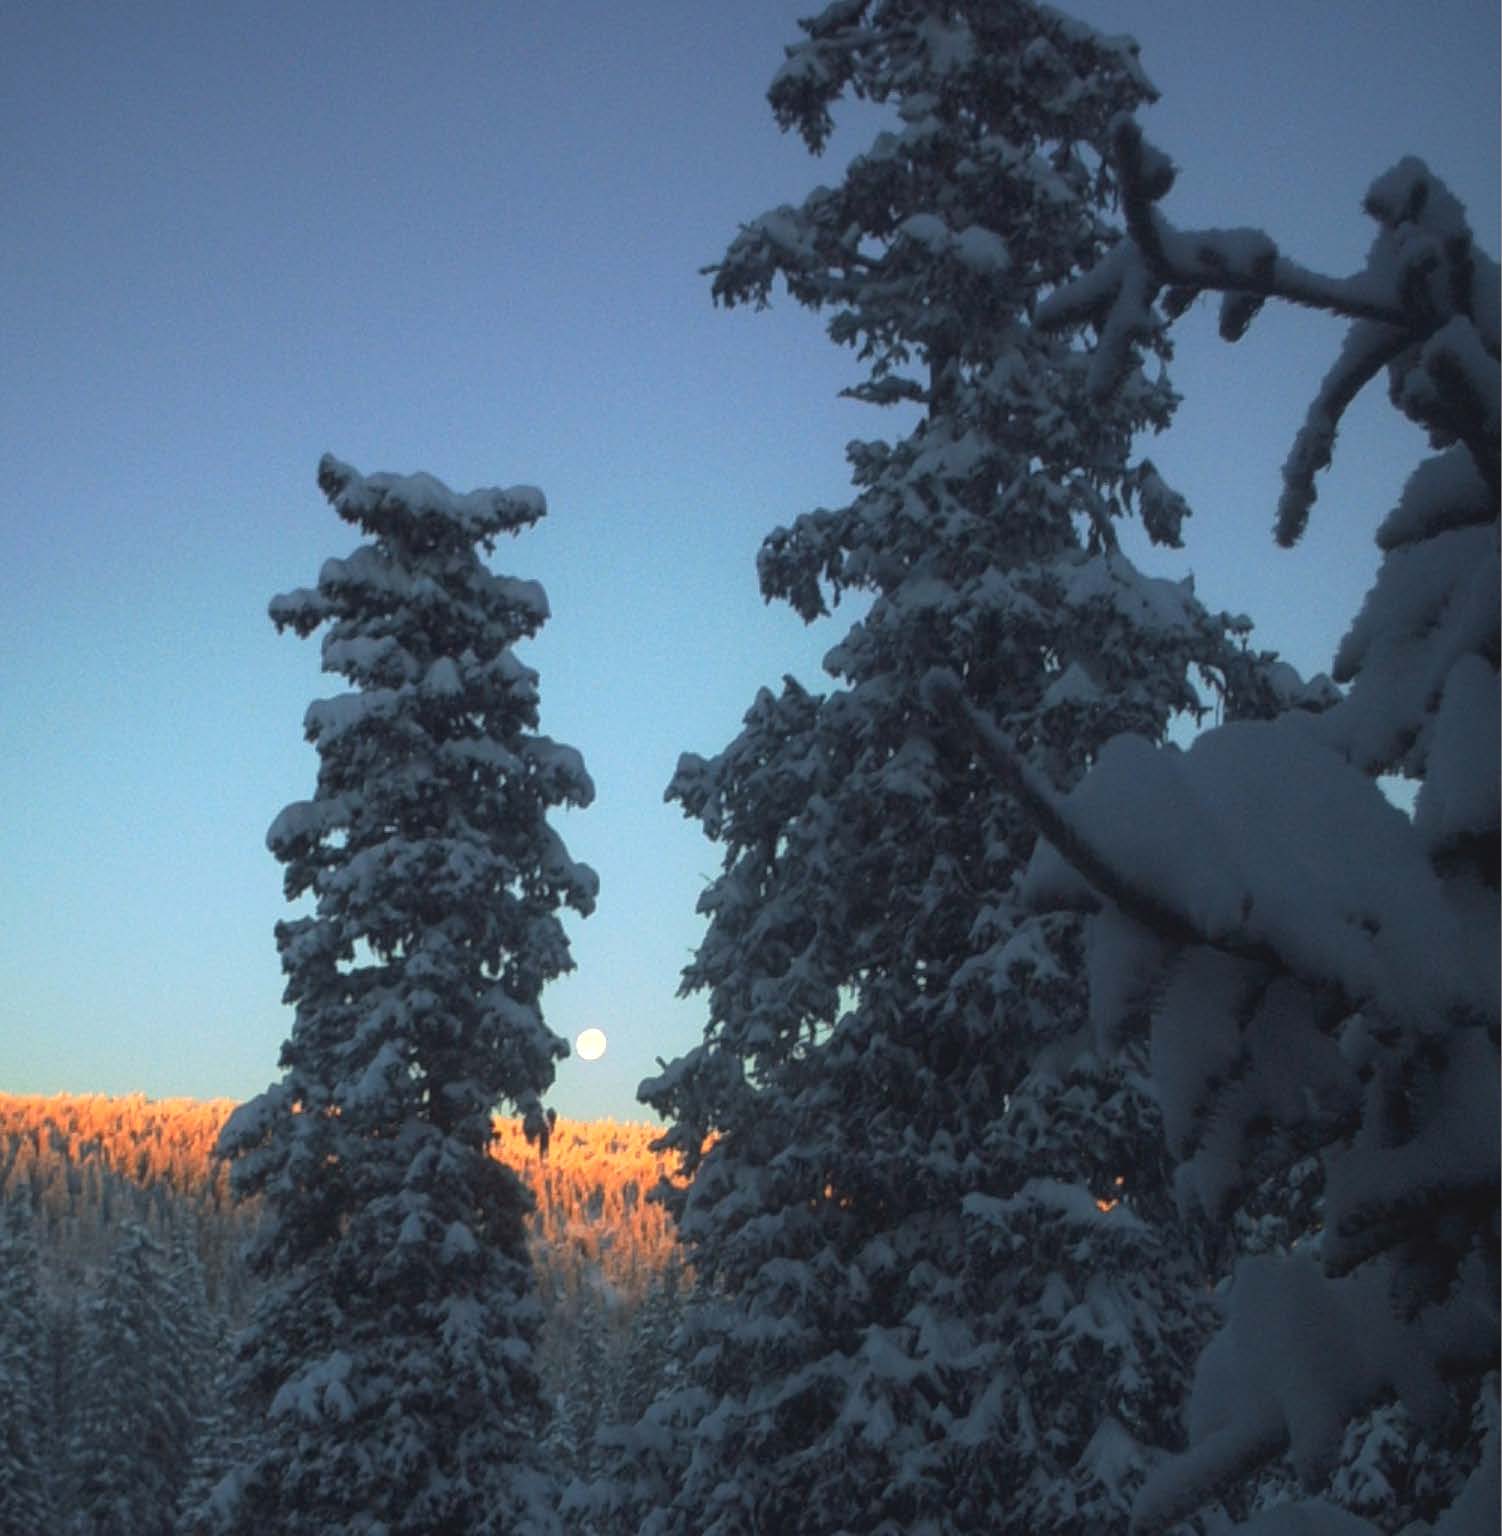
xmin=3 ymin=1 xmax=1497 ymax=1122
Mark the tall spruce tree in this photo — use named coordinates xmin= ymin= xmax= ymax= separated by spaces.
xmin=611 ymin=5 xmax=1283 ymax=1532
xmin=200 ymin=456 xmax=596 ymax=1535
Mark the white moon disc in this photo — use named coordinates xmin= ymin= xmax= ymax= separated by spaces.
xmin=575 ymin=1027 xmax=608 ymax=1062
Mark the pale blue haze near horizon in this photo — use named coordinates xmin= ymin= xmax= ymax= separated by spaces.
xmin=3 ymin=1 xmax=1497 ymax=1122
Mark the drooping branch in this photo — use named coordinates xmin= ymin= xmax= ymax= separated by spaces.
xmin=921 ymin=668 xmax=1356 ymax=1012
xmin=921 ymin=669 xmax=1201 ymax=949
xmin=1041 ymin=115 xmax=1501 ymax=541
xmin=1108 ymin=118 xmax=1417 ymax=330
xmin=1275 ymin=321 xmax=1416 ymax=545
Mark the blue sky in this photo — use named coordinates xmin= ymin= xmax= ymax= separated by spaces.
xmin=3 ymin=1 xmax=1497 ymax=1122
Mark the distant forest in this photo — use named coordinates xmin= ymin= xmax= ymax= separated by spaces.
xmin=0 ymin=1092 xmax=686 ymax=1520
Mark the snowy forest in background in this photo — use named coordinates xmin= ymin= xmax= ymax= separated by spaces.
xmin=3 ymin=1 xmax=1497 ymax=1533
xmin=0 ymin=1096 xmax=685 ymax=1530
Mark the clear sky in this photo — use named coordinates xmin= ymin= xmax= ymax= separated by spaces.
xmin=3 ymin=1 xmax=1497 ymax=1123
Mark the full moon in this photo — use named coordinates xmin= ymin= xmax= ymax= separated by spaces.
xmin=575 ymin=1027 xmax=608 ymax=1062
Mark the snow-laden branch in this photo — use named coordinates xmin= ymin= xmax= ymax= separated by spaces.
xmin=921 ymin=667 xmax=1203 ymax=951
xmin=1039 ymin=116 xmax=1501 ymax=544
xmin=923 ymin=668 xmax=1499 ymax=1038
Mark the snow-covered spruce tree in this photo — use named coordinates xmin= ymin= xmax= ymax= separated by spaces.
xmin=603 ymin=7 xmax=1286 ymax=1533
xmin=561 ymin=1254 xmax=697 ymax=1534
xmin=66 ymin=1224 xmax=200 ymax=1536
xmin=1003 ymin=127 xmax=1500 ymax=1534
xmin=0 ymin=1204 xmax=53 ymax=1535
xmin=170 ymin=1219 xmax=235 ymax=1536
xmin=40 ymin=1288 xmax=81 ymax=1517
xmin=199 ymin=457 xmax=596 ymax=1536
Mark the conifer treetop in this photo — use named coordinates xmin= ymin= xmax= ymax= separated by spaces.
xmin=246 ymin=453 xmax=597 ymax=1151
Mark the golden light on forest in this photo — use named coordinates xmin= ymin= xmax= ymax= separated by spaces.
xmin=575 ymin=1027 xmax=608 ymax=1062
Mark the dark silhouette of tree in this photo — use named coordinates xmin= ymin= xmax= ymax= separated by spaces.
xmin=980 ymin=121 xmax=1501 ymax=1536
